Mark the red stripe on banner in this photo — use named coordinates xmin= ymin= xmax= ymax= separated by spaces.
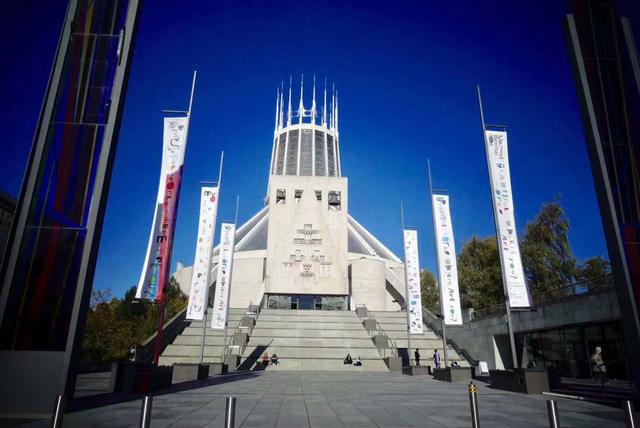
xmin=156 ymin=168 xmax=183 ymax=303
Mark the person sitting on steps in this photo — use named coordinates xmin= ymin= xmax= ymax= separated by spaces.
xmin=344 ymin=354 xmax=353 ymax=364
xmin=271 ymin=353 xmax=279 ymax=365
xmin=262 ymin=352 xmax=270 ymax=367
xmin=354 ymin=356 xmax=363 ymax=367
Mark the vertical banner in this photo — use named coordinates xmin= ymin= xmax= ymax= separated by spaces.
xmin=186 ymin=186 xmax=219 ymax=320
xmin=136 ymin=117 xmax=188 ymax=300
xmin=211 ymin=223 xmax=236 ymax=330
xmin=484 ymin=130 xmax=532 ymax=308
xmin=432 ymin=194 xmax=463 ymax=325
xmin=403 ymin=229 xmax=424 ymax=334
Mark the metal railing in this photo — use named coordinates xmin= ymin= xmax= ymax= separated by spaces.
xmin=223 ymin=304 xmax=261 ymax=357
xmin=354 ymin=305 xmax=399 ymax=359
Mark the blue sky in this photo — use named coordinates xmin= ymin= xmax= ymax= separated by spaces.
xmin=2 ymin=1 xmax=639 ymax=297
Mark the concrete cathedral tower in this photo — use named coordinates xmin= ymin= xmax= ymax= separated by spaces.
xmin=175 ymin=77 xmax=406 ymax=312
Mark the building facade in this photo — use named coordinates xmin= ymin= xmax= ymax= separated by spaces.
xmin=174 ymin=79 xmax=406 ymax=312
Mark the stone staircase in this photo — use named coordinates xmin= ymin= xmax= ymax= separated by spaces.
xmin=371 ymin=311 xmax=469 ymax=368
xmin=158 ymin=308 xmax=246 ymax=365
xmin=241 ymin=309 xmax=389 ymax=371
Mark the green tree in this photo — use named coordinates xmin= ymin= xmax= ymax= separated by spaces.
xmin=520 ymin=201 xmax=578 ymax=295
xmin=457 ymin=236 xmax=503 ymax=308
xmin=578 ymin=256 xmax=611 ymax=291
xmin=420 ymin=269 xmax=440 ymax=315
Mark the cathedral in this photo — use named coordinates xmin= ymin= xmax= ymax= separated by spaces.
xmin=174 ymin=78 xmax=407 ymax=312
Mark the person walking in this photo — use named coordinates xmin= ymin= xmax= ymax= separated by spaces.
xmin=414 ymin=349 xmax=421 ymax=366
xmin=433 ymin=349 xmax=441 ymax=369
xmin=591 ymin=346 xmax=607 ymax=385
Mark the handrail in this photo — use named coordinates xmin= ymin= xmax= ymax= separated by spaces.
xmin=223 ymin=304 xmax=261 ymax=357
xmin=355 ymin=306 xmax=398 ymax=359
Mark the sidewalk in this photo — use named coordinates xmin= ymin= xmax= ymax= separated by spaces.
xmin=11 ymin=371 xmax=632 ymax=427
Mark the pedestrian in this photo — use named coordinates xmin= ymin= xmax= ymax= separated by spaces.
xmin=344 ymin=353 xmax=353 ymax=365
xmin=414 ymin=348 xmax=421 ymax=366
xmin=271 ymin=353 xmax=279 ymax=365
xmin=433 ymin=349 xmax=441 ymax=369
xmin=262 ymin=352 xmax=270 ymax=367
xmin=591 ymin=346 xmax=607 ymax=385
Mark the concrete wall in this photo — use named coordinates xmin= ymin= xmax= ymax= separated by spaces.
xmin=350 ymin=258 xmax=387 ymax=311
xmin=265 ymin=175 xmax=348 ymax=296
xmin=443 ymin=290 xmax=621 ymax=370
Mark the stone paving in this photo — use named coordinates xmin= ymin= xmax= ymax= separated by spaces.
xmin=15 ymin=371 xmax=631 ymax=427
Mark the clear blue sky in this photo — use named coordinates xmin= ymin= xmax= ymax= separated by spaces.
xmin=2 ymin=1 xmax=639 ymax=297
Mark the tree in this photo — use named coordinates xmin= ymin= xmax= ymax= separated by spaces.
xmin=457 ymin=236 xmax=503 ymax=308
xmin=420 ymin=269 xmax=440 ymax=315
xmin=81 ymin=277 xmax=188 ymax=363
xmin=520 ymin=201 xmax=578 ymax=295
xmin=578 ymin=256 xmax=611 ymax=291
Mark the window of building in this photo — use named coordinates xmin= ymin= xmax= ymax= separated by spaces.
xmin=328 ymin=191 xmax=341 ymax=210
xmin=276 ymin=189 xmax=286 ymax=204
xmin=295 ymin=189 xmax=303 ymax=201
xmin=315 ymin=190 xmax=322 ymax=201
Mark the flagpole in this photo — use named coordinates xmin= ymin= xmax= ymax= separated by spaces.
xmin=221 ymin=195 xmax=239 ymax=363
xmin=152 ymin=72 xmax=198 ymax=368
xmin=477 ymin=85 xmax=518 ymax=369
xmin=198 ymin=151 xmax=224 ymax=365
xmin=400 ymin=202 xmax=413 ymax=367
xmin=428 ymin=159 xmax=448 ymax=368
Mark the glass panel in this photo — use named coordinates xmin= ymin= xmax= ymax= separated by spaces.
xmin=314 ymin=131 xmax=325 ymax=176
xmin=300 ymin=129 xmax=313 ymax=176
xmin=286 ymin=131 xmax=298 ymax=175
xmin=276 ymin=133 xmax=286 ymax=174
xmin=327 ymin=134 xmax=335 ymax=176
xmin=0 ymin=1 xmax=127 ymax=351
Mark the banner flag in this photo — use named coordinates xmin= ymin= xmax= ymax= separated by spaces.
xmin=432 ymin=194 xmax=463 ymax=325
xmin=403 ymin=229 xmax=424 ymax=334
xmin=484 ymin=130 xmax=532 ymax=308
xmin=211 ymin=223 xmax=236 ymax=330
xmin=186 ymin=186 xmax=219 ymax=320
xmin=136 ymin=117 xmax=189 ymax=300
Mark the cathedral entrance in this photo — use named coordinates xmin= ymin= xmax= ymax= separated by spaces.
xmin=265 ymin=294 xmax=348 ymax=310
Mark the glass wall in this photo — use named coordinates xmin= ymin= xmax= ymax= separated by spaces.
xmin=0 ymin=0 xmax=130 ymax=351
xmin=314 ymin=130 xmax=326 ymax=176
xmin=286 ymin=130 xmax=299 ymax=175
xmin=266 ymin=294 xmax=347 ymax=310
xmin=516 ymin=321 xmax=628 ymax=380
xmin=300 ymin=129 xmax=313 ymax=176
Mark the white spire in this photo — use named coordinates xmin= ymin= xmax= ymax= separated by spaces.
xmin=322 ymin=79 xmax=327 ymax=127
xmin=311 ymin=75 xmax=317 ymax=124
xmin=279 ymin=81 xmax=284 ymax=129
xmin=298 ymin=74 xmax=304 ymax=123
xmin=274 ymin=87 xmax=280 ymax=133
xmin=335 ymin=90 xmax=339 ymax=132
xmin=331 ymin=84 xmax=335 ymax=130
xmin=287 ymin=76 xmax=292 ymax=126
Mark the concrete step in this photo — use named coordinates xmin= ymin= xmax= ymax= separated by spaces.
xmin=251 ymin=321 xmax=365 ymax=330
xmin=251 ymin=358 xmax=389 ymax=371
xmin=243 ymin=345 xmax=382 ymax=359
xmin=245 ymin=337 xmax=376 ymax=348
xmin=250 ymin=329 xmax=371 ymax=339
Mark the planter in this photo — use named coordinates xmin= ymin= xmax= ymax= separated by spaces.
xmin=224 ymin=354 xmax=241 ymax=371
xmin=207 ymin=362 xmax=228 ymax=375
xmin=403 ymin=366 xmax=429 ymax=376
xmin=172 ymin=364 xmax=209 ymax=384
xmin=384 ymin=356 xmax=402 ymax=371
xmin=433 ymin=367 xmax=473 ymax=383
xmin=134 ymin=365 xmax=174 ymax=393
xmin=232 ymin=333 xmax=248 ymax=347
xmin=489 ymin=368 xmax=550 ymax=394
xmin=372 ymin=334 xmax=389 ymax=349
xmin=355 ymin=307 xmax=368 ymax=318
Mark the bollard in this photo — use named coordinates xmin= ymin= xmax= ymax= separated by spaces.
xmin=51 ymin=394 xmax=64 ymax=428
xmin=139 ymin=395 xmax=153 ymax=428
xmin=225 ymin=396 xmax=237 ymax=428
xmin=468 ymin=382 xmax=480 ymax=428
xmin=547 ymin=400 xmax=560 ymax=428
xmin=624 ymin=401 xmax=636 ymax=428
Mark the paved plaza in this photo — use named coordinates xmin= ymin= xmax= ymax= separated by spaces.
xmin=9 ymin=371 xmax=632 ymax=428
